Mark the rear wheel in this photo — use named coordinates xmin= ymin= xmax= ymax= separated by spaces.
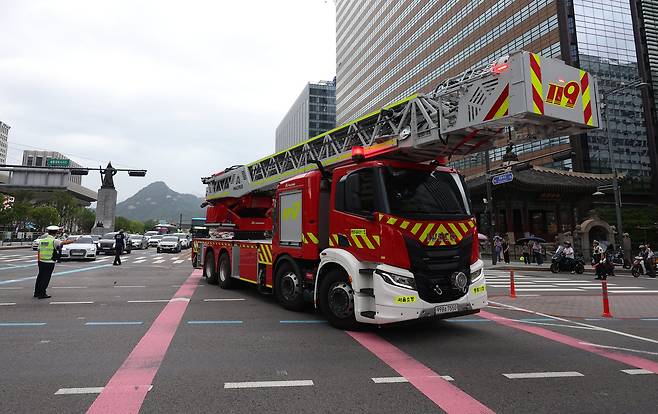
xmin=204 ymin=250 xmax=217 ymax=284
xmin=218 ymin=252 xmax=234 ymax=289
xmin=549 ymin=263 xmax=559 ymax=273
xmin=319 ymin=269 xmax=358 ymax=330
xmin=632 ymin=266 xmax=641 ymax=278
xmin=275 ymin=262 xmax=305 ymax=311
xmin=575 ymin=263 xmax=584 ymax=274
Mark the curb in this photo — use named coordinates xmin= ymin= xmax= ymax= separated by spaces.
xmin=0 ymin=245 xmax=32 ymax=250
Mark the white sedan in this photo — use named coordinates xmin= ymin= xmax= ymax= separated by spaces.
xmin=60 ymin=236 xmax=97 ymax=261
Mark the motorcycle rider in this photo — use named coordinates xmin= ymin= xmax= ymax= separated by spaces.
xmin=564 ymin=241 xmax=575 ymax=273
xmin=643 ymin=244 xmax=656 ymax=278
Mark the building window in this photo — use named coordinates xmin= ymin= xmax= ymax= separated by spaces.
xmin=36 ymin=156 xmax=43 ymax=166
xmin=27 ymin=156 xmax=34 ymax=166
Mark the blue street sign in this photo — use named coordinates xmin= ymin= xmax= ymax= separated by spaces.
xmin=491 ymin=171 xmax=514 ymax=186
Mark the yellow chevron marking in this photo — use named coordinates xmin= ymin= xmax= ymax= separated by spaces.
xmin=419 ymin=223 xmax=435 ymax=243
xmin=448 ymin=223 xmax=461 ymax=240
xmin=351 ymin=234 xmax=363 ymax=249
xmin=372 ymin=235 xmax=380 ymax=246
xmin=333 ymin=234 xmax=339 ymax=246
xmin=386 ymin=217 xmax=398 ymax=225
xmin=301 ymin=233 xmax=307 ymax=244
xmin=427 ymin=227 xmax=440 ymax=246
xmin=459 ymin=222 xmax=469 ymax=233
xmin=329 ymin=237 xmax=335 ymax=247
xmin=468 ymin=220 xmax=475 ymax=228
xmin=443 ymin=224 xmax=458 ymax=245
xmin=378 ymin=213 xmax=384 ymax=222
xmin=400 ymin=220 xmax=410 ymax=229
xmin=410 ymin=223 xmax=422 ymax=235
xmin=307 ymin=233 xmax=319 ymax=244
xmin=361 ymin=234 xmax=375 ymax=249
xmin=494 ymin=97 xmax=509 ymax=119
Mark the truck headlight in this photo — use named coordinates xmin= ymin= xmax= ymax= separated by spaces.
xmin=375 ymin=270 xmax=416 ymax=290
xmin=470 ymin=268 xmax=483 ymax=284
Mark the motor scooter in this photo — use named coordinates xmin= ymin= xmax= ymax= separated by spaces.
xmin=631 ymin=256 xmax=656 ymax=278
xmin=610 ymin=248 xmax=631 ymax=269
xmin=550 ymin=252 xmax=585 ymax=274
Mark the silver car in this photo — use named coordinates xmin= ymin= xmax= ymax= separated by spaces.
xmin=130 ymin=234 xmax=149 ymax=249
xmin=158 ymin=235 xmax=181 ymax=253
xmin=32 ymin=234 xmax=48 ymax=250
xmin=148 ymin=234 xmax=164 ymax=247
xmin=60 ymin=236 xmax=97 ymax=261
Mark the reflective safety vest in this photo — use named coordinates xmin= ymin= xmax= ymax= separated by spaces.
xmin=38 ymin=236 xmax=56 ymax=263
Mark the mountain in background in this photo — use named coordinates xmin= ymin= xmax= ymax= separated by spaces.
xmin=116 ymin=181 xmax=205 ymax=222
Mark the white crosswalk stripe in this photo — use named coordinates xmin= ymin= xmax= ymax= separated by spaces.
xmin=485 ymin=272 xmax=655 ymax=293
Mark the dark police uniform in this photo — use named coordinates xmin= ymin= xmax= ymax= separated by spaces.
xmin=113 ymin=231 xmax=126 ymax=265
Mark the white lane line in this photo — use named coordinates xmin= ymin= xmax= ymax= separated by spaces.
xmin=203 ymin=298 xmax=245 ymax=302
xmin=489 ymin=301 xmax=658 ymax=345
xmin=153 ymin=256 xmax=163 ymax=260
xmin=578 ymin=342 xmax=658 ymax=356
xmin=127 ymin=299 xmax=170 ymax=303
xmin=0 ymin=302 xmax=16 ymax=306
xmin=372 ymin=376 xmax=454 ymax=383
xmin=503 ymin=372 xmax=584 ymax=379
xmin=134 ymin=257 xmax=146 ymax=260
xmin=513 ymin=288 xmax=582 ymax=292
xmin=610 ymin=290 xmax=658 ymax=293
xmin=0 ymin=287 xmax=23 ymax=290
xmin=621 ymin=369 xmax=655 ymax=375
xmin=153 ymin=260 xmax=165 ymax=264
xmin=52 ymin=286 xmax=88 ymax=289
xmin=50 ymin=301 xmax=94 ymax=305
xmin=173 ymin=260 xmax=184 ymax=264
xmin=114 ymin=285 xmax=146 ymax=288
xmin=54 ymin=385 xmax=153 ymax=395
xmin=224 ymin=380 xmax=314 ymax=389
xmin=132 ymin=260 xmax=146 ymax=264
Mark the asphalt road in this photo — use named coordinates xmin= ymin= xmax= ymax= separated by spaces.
xmin=0 ymin=249 xmax=656 ymax=413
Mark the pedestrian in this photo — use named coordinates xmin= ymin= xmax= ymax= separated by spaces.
xmin=593 ymin=240 xmax=606 ymax=280
xmin=533 ymin=240 xmax=543 ymax=265
xmin=113 ymin=229 xmax=126 ymax=266
xmin=494 ymin=236 xmax=502 ymax=262
xmin=522 ymin=242 xmax=530 ymax=265
xmin=34 ymin=225 xmax=68 ymax=299
xmin=502 ymin=238 xmax=510 ymax=264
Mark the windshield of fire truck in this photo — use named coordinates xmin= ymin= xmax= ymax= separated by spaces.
xmin=383 ymin=168 xmax=471 ymax=219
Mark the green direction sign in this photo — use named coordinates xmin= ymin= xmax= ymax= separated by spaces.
xmin=46 ymin=158 xmax=70 ymax=167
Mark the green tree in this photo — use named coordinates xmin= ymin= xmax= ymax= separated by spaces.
xmin=75 ymin=208 xmax=96 ymax=234
xmin=30 ymin=206 xmax=61 ymax=231
xmin=50 ymin=191 xmax=81 ymax=231
xmin=143 ymin=219 xmax=157 ymax=231
xmin=114 ymin=216 xmax=132 ymax=232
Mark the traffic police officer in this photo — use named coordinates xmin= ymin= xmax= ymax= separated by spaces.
xmin=34 ymin=225 xmax=62 ymax=299
xmin=113 ymin=229 xmax=126 ymax=265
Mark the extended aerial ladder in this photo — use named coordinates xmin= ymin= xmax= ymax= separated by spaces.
xmin=203 ymin=50 xmax=600 ymax=214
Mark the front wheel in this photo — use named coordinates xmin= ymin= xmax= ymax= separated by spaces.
xmin=632 ymin=266 xmax=641 ymax=278
xmin=319 ymin=269 xmax=358 ymax=330
xmin=550 ymin=262 xmax=559 ymax=273
xmin=275 ymin=262 xmax=305 ymax=311
xmin=575 ymin=263 xmax=584 ymax=274
xmin=623 ymin=260 xmax=631 ymax=269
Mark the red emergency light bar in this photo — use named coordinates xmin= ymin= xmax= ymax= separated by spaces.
xmin=492 ymin=63 xmax=509 ymax=74
xmin=351 ymin=146 xmax=365 ymax=162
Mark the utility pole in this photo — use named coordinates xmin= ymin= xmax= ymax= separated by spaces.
xmin=179 ymin=213 xmax=183 ymax=231
xmin=485 ymin=150 xmax=496 ymax=265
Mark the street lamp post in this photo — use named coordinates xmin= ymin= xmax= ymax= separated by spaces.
xmin=599 ymin=80 xmax=648 ymax=246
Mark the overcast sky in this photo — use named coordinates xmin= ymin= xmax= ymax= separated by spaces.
xmin=0 ymin=0 xmax=336 ymax=201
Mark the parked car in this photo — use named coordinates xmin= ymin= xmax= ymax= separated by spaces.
xmin=130 ymin=234 xmax=149 ymax=250
xmin=32 ymin=234 xmax=48 ymax=250
xmin=60 ymin=236 xmax=97 ymax=261
xmin=98 ymin=232 xmax=132 ymax=255
xmin=173 ymin=233 xmax=190 ymax=249
xmin=148 ymin=234 xmax=164 ymax=247
xmin=158 ymin=235 xmax=181 ymax=253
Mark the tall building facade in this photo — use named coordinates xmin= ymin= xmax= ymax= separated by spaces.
xmin=275 ymin=80 xmax=336 ymax=152
xmin=21 ymin=150 xmax=83 ymax=185
xmin=0 ymin=121 xmax=9 ymax=165
xmin=335 ymin=0 xmax=658 ymax=193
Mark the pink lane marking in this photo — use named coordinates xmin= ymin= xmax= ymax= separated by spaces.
xmin=87 ymin=269 xmax=202 ymax=414
xmin=347 ymin=331 xmax=494 ymax=414
xmin=479 ymin=310 xmax=658 ymax=374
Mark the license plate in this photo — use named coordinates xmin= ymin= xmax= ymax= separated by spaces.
xmin=71 ymin=252 xmax=83 ymax=256
xmin=435 ymin=304 xmax=459 ymax=315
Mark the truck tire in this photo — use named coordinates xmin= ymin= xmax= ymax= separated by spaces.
xmin=319 ymin=269 xmax=358 ymax=330
xmin=275 ymin=262 xmax=305 ymax=311
xmin=218 ymin=251 xmax=234 ymax=289
xmin=204 ymin=250 xmax=218 ymax=284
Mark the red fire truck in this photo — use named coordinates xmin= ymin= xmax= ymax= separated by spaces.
xmin=192 ymin=51 xmax=600 ymax=328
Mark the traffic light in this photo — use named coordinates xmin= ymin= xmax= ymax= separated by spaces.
xmin=128 ymin=170 xmax=147 ymax=177
xmin=69 ymin=168 xmax=89 ymax=175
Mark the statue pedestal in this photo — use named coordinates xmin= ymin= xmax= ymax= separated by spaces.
xmin=92 ymin=187 xmax=117 ymax=235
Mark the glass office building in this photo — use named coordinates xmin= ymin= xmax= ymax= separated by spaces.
xmin=335 ymin=0 xmax=658 ymax=193
xmin=275 ymin=80 xmax=336 ymax=152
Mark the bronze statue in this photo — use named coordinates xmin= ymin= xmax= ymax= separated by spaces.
xmin=100 ymin=162 xmax=118 ymax=189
